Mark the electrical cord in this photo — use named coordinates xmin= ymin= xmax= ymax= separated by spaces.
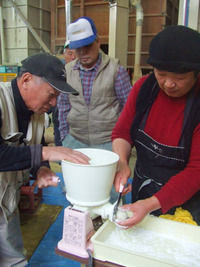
xmin=86 ymin=249 xmax=93 ymax=267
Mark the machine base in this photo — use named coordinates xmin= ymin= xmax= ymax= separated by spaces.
xmin=55 ymin=247 xmax=123 ymax=267
xmin=55 ymin=247 xmax=90 ymax=265
xmin=57 ymin=238 xmax=94 ymax=258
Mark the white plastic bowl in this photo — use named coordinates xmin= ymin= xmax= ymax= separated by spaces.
xmin=61 ymin=148 xmax=119 ymax=206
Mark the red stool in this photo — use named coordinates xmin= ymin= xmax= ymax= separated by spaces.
xmin=19 ymin=180 xmax=42 ymax=213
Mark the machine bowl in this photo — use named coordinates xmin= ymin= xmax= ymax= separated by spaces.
xmin=62 ymin=148 xmax=119 ymax=206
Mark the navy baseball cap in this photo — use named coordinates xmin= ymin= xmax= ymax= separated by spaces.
xmin=20 ymin=53 xmax=79 ymax=95
xmin=67 ymin=17 xmax=97 ymax=49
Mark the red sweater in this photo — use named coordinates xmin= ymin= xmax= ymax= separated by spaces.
xmin=112 ymin=75 xmax=200 ymax=214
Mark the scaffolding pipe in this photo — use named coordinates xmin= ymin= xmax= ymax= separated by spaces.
xmin=182 ymin=0 xmax=190 ymax=26
xmin=0 ymin=1 xmax=6 ymax=64
xmin=65 ymin=0 xmax=73 ymax=40
xmin=130 ymin=0 xmax=143 ymax=85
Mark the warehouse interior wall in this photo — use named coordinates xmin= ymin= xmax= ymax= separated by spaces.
xmin=0 ymin=0 xmax=200 ymax=74
xmin=0 ymin=0 xmax=51 ymax=66
xmin=178 ymin=0 xmax=200 ymax=30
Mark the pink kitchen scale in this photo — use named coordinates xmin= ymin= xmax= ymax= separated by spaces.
xmin=55 ymin=206 xmax=94 ymax=263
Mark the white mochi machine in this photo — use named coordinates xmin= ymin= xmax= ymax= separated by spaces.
xmin=56 ymin=148 xmax=120 ymax=260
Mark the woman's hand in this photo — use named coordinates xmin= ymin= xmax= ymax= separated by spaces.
xmin=112 ymin=138 xmax=132 ymax=194
xmin=114 ymin=161 xmax=132 ymax=195
xmin=115 ymin=196 xmax=161 ymax=228
xmin=42 ymin=146 xmax=90 ymax=164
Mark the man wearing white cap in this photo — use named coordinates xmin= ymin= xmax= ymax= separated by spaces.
xmin=58 ymin=17 xmax=131 ymax=147
xmin=57 ymin=16 xmax=132 ymax=203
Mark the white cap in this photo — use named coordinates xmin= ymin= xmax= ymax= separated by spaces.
xmin=67 ymin=17 xmax=97 ymax=49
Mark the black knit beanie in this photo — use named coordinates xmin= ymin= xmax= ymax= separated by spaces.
xmin=147 ymin=25 xmax=200 ymax=73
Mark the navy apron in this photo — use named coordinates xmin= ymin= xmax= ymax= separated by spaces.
xmin=131 ymin=87 xmax=200 ymax=224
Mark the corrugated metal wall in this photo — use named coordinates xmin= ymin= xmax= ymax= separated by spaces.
xmin=0 ymin=0 xmax=51 ymax=65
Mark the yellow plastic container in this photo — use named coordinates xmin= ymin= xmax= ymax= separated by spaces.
xmin=91 ymin=215 xmax=200 ymax=267
xmin=0 ymin=73 xmax=17 ymax=82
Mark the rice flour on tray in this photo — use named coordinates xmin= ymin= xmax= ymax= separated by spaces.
xmin=105 ymin=227 xmax=200 ymax=267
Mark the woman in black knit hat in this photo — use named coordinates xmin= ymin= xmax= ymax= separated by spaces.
xmin=111 ymin=25 xmax=200 ymax=227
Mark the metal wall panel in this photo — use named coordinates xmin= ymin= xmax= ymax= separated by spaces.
xmin=1 ymin=0 xmax=51 ymax=64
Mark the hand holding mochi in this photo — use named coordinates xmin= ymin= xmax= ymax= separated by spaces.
xmin=116 ymin=209 xmax=133 ymax=221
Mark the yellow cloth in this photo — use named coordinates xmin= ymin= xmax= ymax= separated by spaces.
xmin=160 ymin=207 xmax=198 ymax=225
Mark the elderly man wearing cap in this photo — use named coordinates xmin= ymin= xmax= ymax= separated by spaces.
xmin=58 ymin=16 xmax=132 ymax=150
xmin=57 ymin=16 xmax=132 ymax=203
xmin=63 ymin=40 xmax=76 ymax=64
xmin=58 ymin=17 xmax=131 ymax=150
xmin=0 ymin=53 xmax=90 ymax=266
xmin=111 ymin=25 xmax=200 ymax=228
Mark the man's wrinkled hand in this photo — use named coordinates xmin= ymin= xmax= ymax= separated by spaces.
xmin=42 ymin=146 xmax=90 ymax=164
xmin=37 ymin=166 xmax=60 ymax=188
